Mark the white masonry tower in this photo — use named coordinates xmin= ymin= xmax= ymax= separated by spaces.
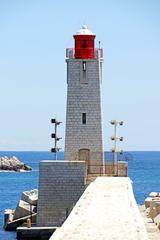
xmin=65 ymin=25 xmax=104 ymax=174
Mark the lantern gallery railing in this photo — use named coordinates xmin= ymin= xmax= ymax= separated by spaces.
xmin=66 ymin=48 xmax=103 ymax=59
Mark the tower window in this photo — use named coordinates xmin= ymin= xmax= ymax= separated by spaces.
xmin=81 ymin=40 xmax=87 ymax=48
xmin=80 ymin=61 xmax=88 ymax=84
xmin=82 ymin=113 xmax=86 ymax=124
xmin=82 ymin=61 xmax=86 ymax=71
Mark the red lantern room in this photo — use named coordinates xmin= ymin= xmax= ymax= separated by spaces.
xmin=73 ymin=25 xmax=96 ymax=59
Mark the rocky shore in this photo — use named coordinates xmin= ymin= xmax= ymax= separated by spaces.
xmin=4 ymin=189 xmax=38 ymax=230
xmin=144 ymin=192 xmax=160 ymax=230
xmin=138 ymin=192 xmax=160 ymax=240
xmin=0 ymin=156 xmax=32 ymax=171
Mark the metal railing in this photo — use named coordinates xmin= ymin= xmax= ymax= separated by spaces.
xmin=66 ymin=48 xmax=103 ymax=59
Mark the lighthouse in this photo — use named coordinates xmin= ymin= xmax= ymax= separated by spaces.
xmin=36 ymin=26 xmax=128 ymax=230
xmin=65 ymin=25 xmax=104 ymax=174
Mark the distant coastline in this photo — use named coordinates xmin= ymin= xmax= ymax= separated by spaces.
xmin=0 ymin=156 xmax=32 ymax=172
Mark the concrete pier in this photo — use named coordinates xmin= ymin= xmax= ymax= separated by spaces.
xmin=50 ymin=177 xmax=149 ymax=240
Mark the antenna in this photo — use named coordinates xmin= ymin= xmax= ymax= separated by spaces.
xmin=98 ymin=41 xmax=101 ymax=49
xmin=83 ymin=19 xmax=86 ymax=27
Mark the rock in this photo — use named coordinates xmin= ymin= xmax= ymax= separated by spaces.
xmin=149 ymin=192 xmax=160 ymax=197
xmin=154 ymin=213 xmax=160 ymax=229
xmin=4 ymin=209 xmax=14 ymax=226
xmin=0 ymin=156 xmax=32 ymax=171
xmin=21 ymin=189 xmax=38 ymax=206
xmin=148 ymin=207 xmax=158 ymax=220
xmin=4 ymin=189 xmax=38 ymax=231
xmin=23 ymin=164 xmax=32 ymax=171
xmin=144 ymin=196 xmax=160 ymax=209
xmin=13 ymin=200 xmax=35 ymax=220
xmin=148 ymin=201 xmax=160 ymax=220
xmin=144 ymin=197 xmax=152 ymax=208
xmin=145 ymin=207 xmax=150 ymax=215
xmin=4 ymin=213 xmax=37 ymax=231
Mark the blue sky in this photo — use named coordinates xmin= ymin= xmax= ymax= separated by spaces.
xmin=0 ymin=0 xmax=160 ymax=151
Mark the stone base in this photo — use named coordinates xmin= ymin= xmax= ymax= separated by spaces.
xmin=37 ymin=160 xmax=86 ymax=227
xmin=17 ymin=226 xmax=57 ymax=240
xmin=4 ymin=213 xmax=36 ymax=231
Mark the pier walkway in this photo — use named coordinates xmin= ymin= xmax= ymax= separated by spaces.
xmin=50 ymin=177 xmax=149 ymax=240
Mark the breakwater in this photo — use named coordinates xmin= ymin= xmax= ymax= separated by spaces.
xmin=50 ymin=177 xmax=149 ymax=240
xmin=0 ymin=151 xmax=160 ymax=239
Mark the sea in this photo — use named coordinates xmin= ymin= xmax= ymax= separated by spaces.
xmin=0 ymin=151 xmax=160 ymax=240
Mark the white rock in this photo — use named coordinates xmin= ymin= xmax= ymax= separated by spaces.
xmin=13 ymin=200 xmax=35 ymax=220
xmin=145 ymin=197 xmax=153 ymax=208
xmin=0 ymin=156 xmax=32 ymax=171
xmin=149 ymin=192 xmax=159 ymax=197
xmin=154 ymin=213 xmax=160 ymax=229
xmin=21 ymin=189 xmax=38 ymax=205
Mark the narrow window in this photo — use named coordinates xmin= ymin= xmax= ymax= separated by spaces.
xmin=81 ymin=40 xmax=87 ymax=48
xmin=82 ymin=113 xmax=86 ymax=124
xmin=82 ymin=61 xmax=86 ymax=71
xmin=82 ymin=61 xmax=87 ymax=83
xmin=80 ymin=61 xmax=88 ymax=84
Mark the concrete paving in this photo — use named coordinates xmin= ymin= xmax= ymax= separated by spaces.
xmin=50 ymin=177 xmax=149 ymax=240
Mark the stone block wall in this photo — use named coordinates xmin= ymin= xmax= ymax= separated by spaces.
xmin=117 ymin=161 xmax=128 ymax=177
xmin=105 ymin=161 xmax=128 ymax=176
xmin=36 ymin=161 xmax=86 ymax=227
xmin=65 ymin=49 xmax=104 ymax=173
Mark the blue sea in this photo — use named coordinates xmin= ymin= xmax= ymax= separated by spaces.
xmin=0 ymin=151 xmax=160 ymax=239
